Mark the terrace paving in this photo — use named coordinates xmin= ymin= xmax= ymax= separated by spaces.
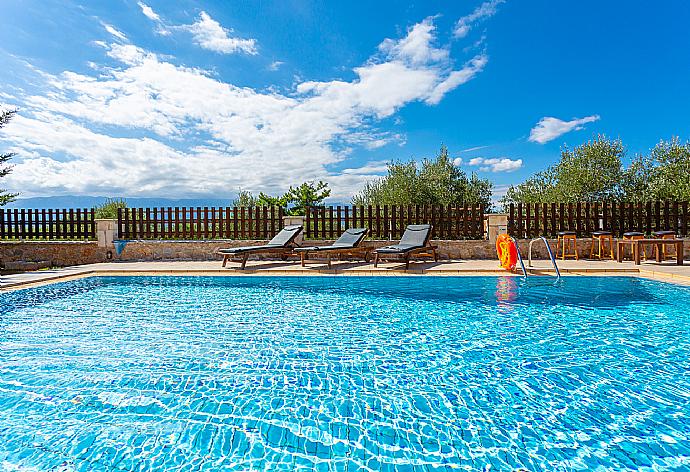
xmin=1 ymin=258 xmax=689 ymax=291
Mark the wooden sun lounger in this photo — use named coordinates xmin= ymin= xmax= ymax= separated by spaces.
xmin=373 ymin=224 xmax=437 ymax=269
xmin=217 ymin=225 xmax=303 ymax=269
xmin=295 ymin=228 xmax=369 ymax=268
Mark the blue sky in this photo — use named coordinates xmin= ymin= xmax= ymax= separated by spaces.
xmin=1 ymin=0 xmax=689 ymax=201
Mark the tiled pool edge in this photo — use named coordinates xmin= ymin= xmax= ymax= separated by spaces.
xmin=2 ymin=263 xmax=689 ymax=291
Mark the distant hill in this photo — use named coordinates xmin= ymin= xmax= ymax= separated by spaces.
xmin=6 ymin=195 xmax=351 ymax=209
xmin=5 ymin=196 xmax=235 ymax=210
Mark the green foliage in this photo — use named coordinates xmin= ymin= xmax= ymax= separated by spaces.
xmin=352 ymin=145 xmax=493 ymax=209
xmin=231 ymin=181 xmax=331 ymax=216
xmin=94 ymin=197 xmax=128 ymax=219
xmin=501 ymin=135 xmax=625 ymax=207
xmin=623 ymin=138 xmax=690 ymax=201
xmin=0 ymin=109 xmax=19 ymax=206
xmin=232 ymin=190 xmax=257 ymax=208
xmin=502 ymin=135 xmax=690 ymax=209
xmin=284 ymin=181 xmax=331 ymax=216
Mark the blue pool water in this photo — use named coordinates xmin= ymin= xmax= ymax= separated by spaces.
xmin=1 ymin=276 xmax=689 ymax=471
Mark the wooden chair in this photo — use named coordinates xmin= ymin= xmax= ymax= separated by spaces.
xmin=589 ymin=231 xmax=614 ymax=260
xmin=653 ymin=230 xmax=676 ymax=260
xmin=621 ymin=231 xmax=646 ymax=261
xmin=556 ymin=231 xmax=578 ymax=260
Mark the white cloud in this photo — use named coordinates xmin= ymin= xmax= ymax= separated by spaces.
xmin=340 ymin=161 xmax=389 ymax=175
xmin=2 ymin=17 xmax=487 ymax=200
xmin=137 ymin=2 xmax=160 ymax=21
xmin=468 ymin=157 xmax=522 ymax=172
xmin=268 ymin=61 xmax=284 ymax=71
xmin=101 ymin=22 xmax=127 ymax=41
xmin=185 ymin=11 xmax=257 ymax=55
xmin=460 ymin=145 xmax=489 ymax=153
xmin=425 ymin=54 xmax=488 ymax=104
xmin=453 ymin=157 xmax=463 ymax=166
xmin=379 ymin=18 xmax=448 ymax=65
xmin=528 ymin=115 xmax=600 ymax=144
xmin=454 ymin=0 xmax=505 ymax=38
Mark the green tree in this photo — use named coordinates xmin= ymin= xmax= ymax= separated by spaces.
xmin=352 ymin=145 xmax=493 ymax=208
xmin=256 ymin=192 xmax=291 ymax=209
xmin=94 ymin=197 xmax=128 ymax=219
xmin=232 ymin=190 xmax=257 ymax=207
xmin=284 ymin=181 xmax=331 ymax=216
xmin=623 ymin=137 xmax=690 ymax=201
xmin=501 ymin=135 xmax=625 ymax=207
xmin=231 ymin=181 xmax=331 ymax=216
xmin=0 ymin=109 xmax=19 ymax=206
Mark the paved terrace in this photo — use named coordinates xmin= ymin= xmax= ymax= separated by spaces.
xmin=1 ymin=259 xmax=689 ymax=291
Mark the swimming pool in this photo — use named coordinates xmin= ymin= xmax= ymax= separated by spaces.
xmin=1 ymin=276 xmax=689 ymax=470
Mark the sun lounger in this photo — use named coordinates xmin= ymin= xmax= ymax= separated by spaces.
xmin=295 ymin=228 xmax=369 ymax=268
xmin=218 ymin=225 xmax=303 ymax=269
xmin=374 ymin=224 xmax=437 ymax=269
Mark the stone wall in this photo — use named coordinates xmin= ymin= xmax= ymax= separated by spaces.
xmin=2 ymin=238 xmax=688 ymax=268
xmin=66 ymin=238 xmax=690 ymax=262
xmin=0 ymin=241 xmax=108 ymax=267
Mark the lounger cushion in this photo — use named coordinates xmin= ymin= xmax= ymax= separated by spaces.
xmin=398 ymin=224 xmax=432 ymax=246
xmin=266 ymin=225 xmax=303 ymax=247
xmin=295 ymin=228 xmax=367 ymax=252
xmin=218 ymin=245 xmax=287 ymax=254
xmin=331 ymin=227 xmax=368 ymax=248
xmin=218 ymin=225 xmax=303 ymax=254
xmin=376 ymin=224 xmax=431 ymax=254
xmin=375 ymin=243 xmax=424 ymax=254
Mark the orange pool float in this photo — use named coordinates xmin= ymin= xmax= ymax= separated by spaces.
xmin=496 ymin=234 xmax=518 ymax=271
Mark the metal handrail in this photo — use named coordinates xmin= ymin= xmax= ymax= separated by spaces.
xmin=512 ymin=238 xmax=528 ymax=278
xmin=528 ymin=236 xmax=561 ymax=278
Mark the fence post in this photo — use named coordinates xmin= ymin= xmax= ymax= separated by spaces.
xmin=486 ymin=212 xmax=508 ymax=243
xmin=96 ymin=218 xmax=118 ymax=248
xmin=282 ymin=214 xmax=305 ymax=244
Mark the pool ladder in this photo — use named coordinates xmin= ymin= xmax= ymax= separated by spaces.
xmin=512 ymin=237 xmax=561 ymax=279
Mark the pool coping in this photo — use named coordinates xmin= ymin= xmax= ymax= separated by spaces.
xmin=2 ymin=261 xmax=689 ymax=292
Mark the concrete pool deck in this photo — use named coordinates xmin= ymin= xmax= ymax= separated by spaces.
xmin=1 ymin=258 xmax=689 ymax=291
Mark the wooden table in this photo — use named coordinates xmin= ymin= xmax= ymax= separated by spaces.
xmin=617 ymin=238 xmax=684 ymax=265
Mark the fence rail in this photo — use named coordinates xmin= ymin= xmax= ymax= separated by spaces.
xmin=306 ymin=204 xmax=484 ymax=240
xmin=508 ymin=201 xmax=690 ymax=238
xmin=117 ymin=206 xmax=284 ymax=240
xmin=0 ymin=208 xmax=95 ymax=240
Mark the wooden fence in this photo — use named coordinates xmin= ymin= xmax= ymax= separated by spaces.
xmin=508 ymin=201 xmax=690 ymax=238
xmin=305 ymin=204 xmax=485 ymax=240
xmin=0 ymin=208 xmax=96 ymax=240
xmin=117 ymin=207 xmax=284 ymax=240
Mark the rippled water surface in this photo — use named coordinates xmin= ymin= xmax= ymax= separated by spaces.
xmin=1 ymin=276 xmax=689 ymax=471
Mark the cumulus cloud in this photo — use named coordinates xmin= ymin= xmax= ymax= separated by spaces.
xmin=468 ymin=157 xmax=522 ymax=172
xmin=268 ymin=61 xmax=284 ymax=71
xmin=2 ymin=17 xmax=487 ymax=199
xmin=528 ymin=115 xmax=600 ymax=144
xmin=379 ymin=18 xmax=448 ymax=65
xmin=184 ymin=11 xmax=257 ymax=55
xmin=454 ymin=0 xmax=505 ymax=38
